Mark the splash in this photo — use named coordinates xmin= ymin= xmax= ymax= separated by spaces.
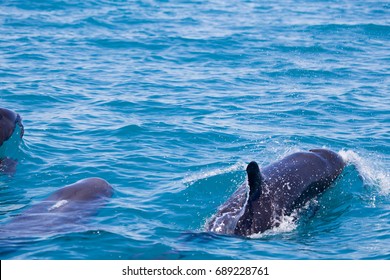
xmin=249 ymin=199 xmax=319 ymax=239
xmin=338 ymin=150 xmax=389 ymax=195
xmin=182 ymin=162 xmax=246 ymax=185
xmin=205 ymin=182 xmax=249 ymax=235
xmin=250 ymin=213 xmax=298 ymax=239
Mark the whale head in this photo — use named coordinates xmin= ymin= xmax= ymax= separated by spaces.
xmin=0 ymin=108 xmax=24 ymax=148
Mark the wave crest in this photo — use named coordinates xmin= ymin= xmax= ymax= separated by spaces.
xmin=339 ymin=150 xmax=389 ymax=195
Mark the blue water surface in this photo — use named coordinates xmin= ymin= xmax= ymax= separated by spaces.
xmin=0 ymin=0 xmax=389 ymax=259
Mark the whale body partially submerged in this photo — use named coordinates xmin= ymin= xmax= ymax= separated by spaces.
xmin=0 ymin=108 xmax=24 ymax=147
xmin=1 ymin=108 xmax=114 ymax=238
xmin=0 ymin=178 xmax=113 ymax=237
xmin=206 ymin=149 xmax=346 ymax=236
xmin=0 ymin=108 xmax=24 ymax=175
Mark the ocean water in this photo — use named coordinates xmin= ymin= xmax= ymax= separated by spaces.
xmin=0 ymin=0 xmax=389 ymax=259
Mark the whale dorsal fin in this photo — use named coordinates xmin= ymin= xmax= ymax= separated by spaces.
xmin=246 ymin=161 xmax=263 ymax=200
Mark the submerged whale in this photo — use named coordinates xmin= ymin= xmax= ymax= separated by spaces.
xmin=206 ymin=149 xmax=346 ymax=236
xmin=0 ymin=178 xmax=113 ymax=236
xmin=0 ymin=108 xmax=24 ymax=147
xmin=0 ymin=108 xmax=24 ymax=175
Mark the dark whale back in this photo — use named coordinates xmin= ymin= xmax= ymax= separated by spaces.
xmin=206 ymin=149 xmax=345 ymax=236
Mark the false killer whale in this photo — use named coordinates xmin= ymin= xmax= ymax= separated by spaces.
xmin=0 ymin=108 xmax=24 ymax=175
xmin=206 ymin=149 xmax=346 ymax=236
xmin=0 ymin=178 xmax=113 ymax=236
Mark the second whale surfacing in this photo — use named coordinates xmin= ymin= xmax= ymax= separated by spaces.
xmin=206 ymin=149 xmax=346 ymax=237
xmin=0 ymin=108 xmax=24 ymax=175
xmin=0 ymin=178 xmax=113 ymax=237
xmin=0 ymin=108 xmax=24 ymax=148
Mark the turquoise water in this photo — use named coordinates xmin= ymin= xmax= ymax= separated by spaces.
xmin=0 ymin=0 xmax=389 ymax=259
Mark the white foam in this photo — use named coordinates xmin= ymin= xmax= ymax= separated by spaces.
xmin=206 ymin=182 xmax=249 ymax=235
xmin=338 ymin=150 xmax=389 ymax=195
xmin=48 ymin=200 xmax=68 ymax=211
xmin=249 ymin=213 xmax=298 ymax=239
xmin=248 ymin=200 xmax=319 ymax=239
xmin=182 ymin=162 xmax=246 ymax=185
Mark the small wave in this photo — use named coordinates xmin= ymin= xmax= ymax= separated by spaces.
xmin=182 ymin=162 xmax=246 ymax=185
xmin=306 ymin=24 xmax=390 ymax=38
xmin=338 ymin=150 xmax=389 ymax=195
xmin=0 ymin=125 xmax=23 ymax=159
